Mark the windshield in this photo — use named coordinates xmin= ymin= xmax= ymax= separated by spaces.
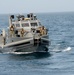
xmin=31 ymin=23 xmax=38 ymax=27
xmin=16 ymin=24 xmax=20 ymax=27
xmin=22 ymin=23 xmax=29 ymax=27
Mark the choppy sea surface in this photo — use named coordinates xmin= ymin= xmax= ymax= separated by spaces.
xmin=0 ymin=12 xmax=74 ymax=75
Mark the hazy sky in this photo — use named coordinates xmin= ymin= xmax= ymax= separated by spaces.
xmin=0 ymin=0 xmax=74 ymax=14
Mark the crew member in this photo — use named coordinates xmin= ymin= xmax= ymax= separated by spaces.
xmin=10 ymin=25 xmax=14 ymax=37
xmin=20 ymin=28 xmax=25 ymax=37
xmin=2 ymin=29 xmax=6 ymax=45
xmin=38 ymin=26 xmax=44 ymax=36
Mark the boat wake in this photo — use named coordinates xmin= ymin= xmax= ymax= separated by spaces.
xmin=62 ymin=47 xmax=71 ymax=52
xmin=49 ymin=44 xmax=71 ymax=53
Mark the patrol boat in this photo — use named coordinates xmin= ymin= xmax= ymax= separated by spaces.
xmin=0 ymin=13 xmax=50 ymax=54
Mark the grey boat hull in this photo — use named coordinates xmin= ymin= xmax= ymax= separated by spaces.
xmin=0 ymin=39 xmax=50 ymax=54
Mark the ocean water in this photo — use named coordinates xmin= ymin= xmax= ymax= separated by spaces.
xmin=0 ymin=12 xmax=74 ymax=75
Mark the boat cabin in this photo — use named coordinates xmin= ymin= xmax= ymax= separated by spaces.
xmin=0 ymin=13 xmax=49 ymax=49
xmin=9 ymin=13 xmax=42 ymax=31
xmin=8 ymin=13 xmax=47 ymax=39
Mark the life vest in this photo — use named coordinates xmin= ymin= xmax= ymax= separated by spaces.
xmin=40 ymin=26 xmax=46 ymax=35
xmin=10 ymin=26 xmax=14 ymax=31
xmin=21 ymin=29 xmax=25 ymax=34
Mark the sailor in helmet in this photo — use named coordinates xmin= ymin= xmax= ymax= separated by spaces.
xmin=10 ymin=24 xmax=14 ymax=37
xmin=20 ymin=28 xmax=25 ymax=37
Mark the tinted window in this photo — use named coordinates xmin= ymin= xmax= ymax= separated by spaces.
xmin=22 ymin=23 xmax=29 ymax=27
xmin=16 ymin=24 xmax=20 ymax=27
xmin=31 ymin=23 xmax=38 ymax=26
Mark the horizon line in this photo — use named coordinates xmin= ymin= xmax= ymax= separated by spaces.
xmin=0 ymin=11 xmax=74 ymax=15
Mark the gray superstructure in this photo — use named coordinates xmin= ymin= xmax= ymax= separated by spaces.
xmin=0 ymin=13 xmax=50 ymax=54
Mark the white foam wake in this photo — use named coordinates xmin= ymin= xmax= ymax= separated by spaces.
xmin=49 ymin=46 xmax=71 ymax=53
xmin=63 ymin=47 xmax=71 ymax=52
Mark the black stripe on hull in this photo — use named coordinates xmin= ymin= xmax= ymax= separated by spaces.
xmin=8 ymin=41 xmax=30 ymax=47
